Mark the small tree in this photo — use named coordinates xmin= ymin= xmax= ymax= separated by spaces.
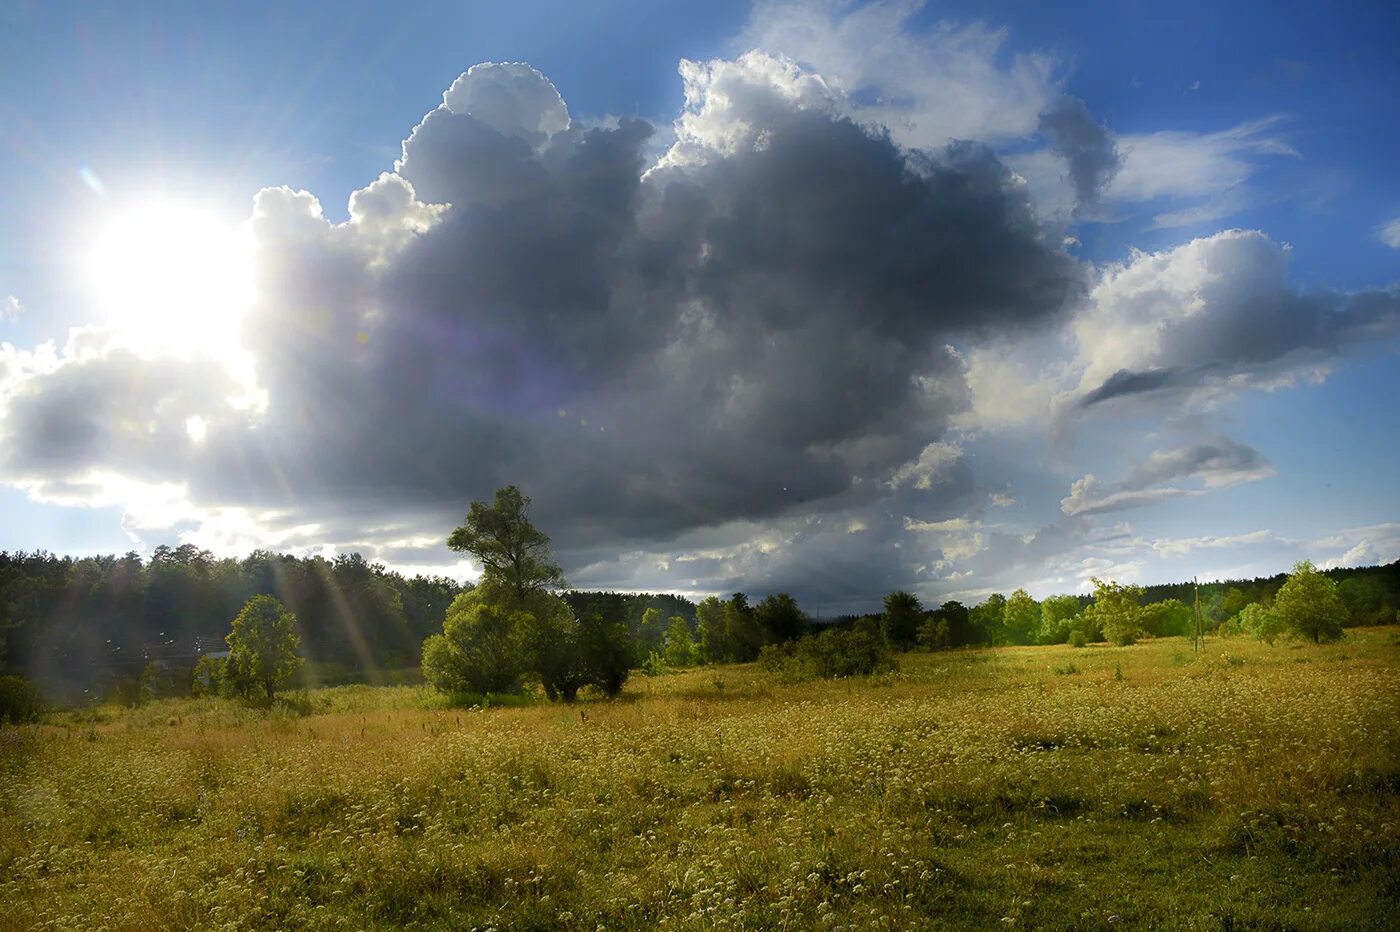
xmin=695 ymin=596 xmax=728 ymax=664
xmin=663 ymin=615 xmax=697 ymax=667
xmin=1085 ymin=578 xmax=1144 ymax=646
xmin=1238 ymin=602 xmax=1284 ymax=644
xmin=881 ymin=591 xmax=923 ymax=650
xmin=1272 ymin=561 xmax=1347 ymax=644
xmin=1002 ymin=589 xmax=1040 ymax=645
xmin=226 ymin=595 xmax=303 ymax=704
xmin=191 ymin=654 xmax=226 ymax=697
xmin=578 ymin=613 xmax=633 ymax=698
xmin=1037 ymin=595 xmax=1081 ymax=644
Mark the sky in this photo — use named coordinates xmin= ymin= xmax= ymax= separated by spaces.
xmin=1 ymin=0 xmax=1398 ymax=614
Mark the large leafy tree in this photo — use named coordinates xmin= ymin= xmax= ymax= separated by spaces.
xmin=1085 ymin=578 xmax=1145 ymax=646
xmin=1139 ymin=598 xmax=1193 ymax=638
xmin=1037 ymin=595 xmax=1081 ymax=644
xmin=226 ymin=595 xmax=302 ymax=704
xmin=433 ymin=485 xmax=637 ymax=702
xmin=695 ymin=596 xmax=728 ymax=663
xmin=970 ymin=594 xmax=1006 ymax=644
xmin=881 ymin=591 xmax=923 ymax=650
xmin=663 ymin=616 xmax=696 ymax=667
xmin=577 ymin=613 xmax=634 ymax=698
xmin=422 ymin=590 xmax=528 ymax=695
xmin=1272 ymin=561 xmax=1347 ymax=644
xmin=724 ymin=593 xmax=764 ymax=661
xmin=1001 ymin=589 xmax=1039 ymax=645
xmin=754 ymin=593 xmax=808 ymax=645
xmin=447 ymin=485 xmax=564 ymax=600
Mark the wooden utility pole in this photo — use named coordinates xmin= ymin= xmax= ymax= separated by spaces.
xmin=1192 ymin=576 xmax=1203 ymax=652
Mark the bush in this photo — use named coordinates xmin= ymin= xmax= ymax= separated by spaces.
xmin=422 ymin=592 xmax=527 ymax=696
xmin=0 ymin=675 xmax=43 ymax=723
xmin=638 ymin=650 xmax=669 ymax=677
xmin=191 ymin=655 xmax=228 ymax=697
xmin=1068 ymin=629 xmax=1088 ymax=648
xmin=760 ymin=627 xmax=897 ymax=682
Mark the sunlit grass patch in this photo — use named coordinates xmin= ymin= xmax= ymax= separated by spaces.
xmin=1 ymin=629 xmax=1397 ymax=929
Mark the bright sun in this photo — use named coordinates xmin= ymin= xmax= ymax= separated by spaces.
xmin=83 ymin=198 xmax=254 ymax=352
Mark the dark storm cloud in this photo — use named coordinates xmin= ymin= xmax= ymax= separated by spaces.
xmin=0 ymin=59 xmax=1083 ymax=597
xmin=1037 ymin=95 xmax=1122 ymax=211
xmin=1078 ymin=367 xmax=1181 ymax=407
xmin=216 ymin=62 xmax=1079 ymax=546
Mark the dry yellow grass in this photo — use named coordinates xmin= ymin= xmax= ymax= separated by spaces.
xmin=2 ymin=630 xmax=1398 ymax=929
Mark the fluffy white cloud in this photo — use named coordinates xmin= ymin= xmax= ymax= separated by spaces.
xmin=887 ymin=441 xmax=962 ymax=490
xmin=441 ymin=62 xmax=571 ymax=150
xmin=1061 ymin=475 xmax=1198 ymax=517
xmin=0 ymin=54 xmax=1088 ymax=611
xmin=1072 ymin=229 xmax=1400 ymax=409
xmin=740 ymin=0 xmax=1058 ymax=148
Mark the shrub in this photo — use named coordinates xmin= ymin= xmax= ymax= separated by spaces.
xmin=760 ymin=627 xmax=897 ymax=682
xmin=1068 ymin=629 xmax=1088 ymax=648
xmin=191 ymin=655 xmax=227 ymax=697
xmin=0 ymin=675 xmax=43 ymax=723
xmin=422 ymin=592 xmax=527 ymax=696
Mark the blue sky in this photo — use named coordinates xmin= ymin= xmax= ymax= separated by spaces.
xmin=1 ymin=1 xmax=1397 ymax=611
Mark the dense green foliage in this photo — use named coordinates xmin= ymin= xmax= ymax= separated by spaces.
xmin=447 ymin=485 xmax=565 ymax=600
xmin=0 ymin=547 xmax=464 ymax=701
xmin=662 ymin=615 xmax=697 ymax=667
xmin=428 ymin=487 xmax=637 ymax=703
xmin=422 ymin=591 xmax=530 ymax=696
xmin=758 ymin=625 xmax=897 ymax=681
xmin=1271 ymin=561 xmax=1348 ymax=644
xmin=1084 ymin=578 xmax=1147 ymax=646
xmin=881 ymin=591 xmax=923 ymax=650
xmin=0 ymin=674 xmax=43 ymax=723
xmin=225 ymin=596 xmax=304 ymax=704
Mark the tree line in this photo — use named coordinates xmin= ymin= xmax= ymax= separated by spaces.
xmin=2 ymin=484 xmax=1397 ymax=714
xmin=0 ymin=546 xmax=463 ymax=702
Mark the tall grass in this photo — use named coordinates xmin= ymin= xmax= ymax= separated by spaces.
xmin=2 ymin=631 xmax=1397 ymax=929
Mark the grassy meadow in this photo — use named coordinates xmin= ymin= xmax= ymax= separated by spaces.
xmin=2 ymin=631 xmax=1398 ymax=930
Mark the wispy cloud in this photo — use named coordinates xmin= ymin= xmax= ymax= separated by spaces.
xmin=1377 ymin=217 xmax=1400 ymax=249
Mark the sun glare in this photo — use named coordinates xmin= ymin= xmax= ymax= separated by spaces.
xmin=82 ymin=198 xmax=254 ymax=353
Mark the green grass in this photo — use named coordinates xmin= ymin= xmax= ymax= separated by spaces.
xmin=3 ymin=631 xmax=1398 ymax=929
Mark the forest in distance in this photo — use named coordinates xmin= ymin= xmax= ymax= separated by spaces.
xmin=2 ymin=510 xmax=1397 ymax=711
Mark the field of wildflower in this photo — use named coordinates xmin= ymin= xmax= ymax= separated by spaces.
xmin=3 ymin=630 xmax=1398 ymax=930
